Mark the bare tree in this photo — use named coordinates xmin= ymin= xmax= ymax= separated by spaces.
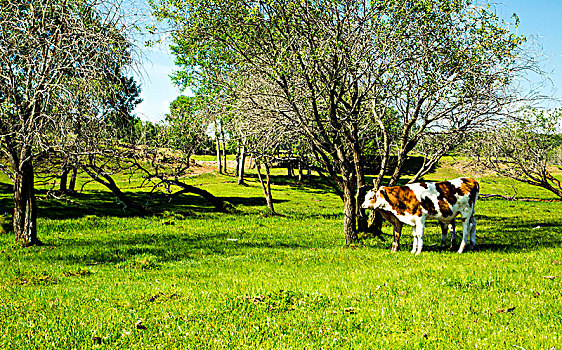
xmin=233 ymin=88 xmax=299 ymax=213
xmin=0 ymin=0 xmax=136 ymax=245
xmin=471 ymin=107 xmax=562 ymax=199
xmin=131 ymin=140 xmax=230 ymax=212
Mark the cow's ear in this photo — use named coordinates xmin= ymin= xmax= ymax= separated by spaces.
xmin=379 ymin=188 xmax=386 ymax=195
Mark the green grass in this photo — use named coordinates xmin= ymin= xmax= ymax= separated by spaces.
xmin=192 ymin=154 xmax=237 ymax=162
xmin=0 ymin=160 xmax=561 ymax=349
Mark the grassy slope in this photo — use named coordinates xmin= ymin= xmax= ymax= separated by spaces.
xmin=0 ymin=159 xmax=561 ymax=349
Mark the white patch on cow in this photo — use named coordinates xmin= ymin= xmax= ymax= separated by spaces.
xmin=407 ymin=182 xmax=443 ymax=219
xmin=361 ymin=189 xmax=377 ymax=209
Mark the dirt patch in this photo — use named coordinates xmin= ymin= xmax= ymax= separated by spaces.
xmin=188 ymin=160 xmax=240 ymax=176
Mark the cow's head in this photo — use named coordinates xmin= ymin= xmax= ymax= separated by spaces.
xmin=361 ymin=188 xmax=386 ymax=210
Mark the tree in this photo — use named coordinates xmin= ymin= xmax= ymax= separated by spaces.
xmin=0 ymin=0 xmax=134 ymax=245
xmin=165 ymin=95 xmax=209 ymax=166
xmin=56 ymin=73 xmax=142 ymax=194
xmin=470 ymin=107 xmax=562 ymax=199
xmin=105 ymin=75 xmax=143 ymax=143
xmin=134 ymin=120 xmax=162 ymax=147
xmin=131 ymin=134 xmax=231 ymax=213
xmin=152 ymin=0 xmax=535 ymax=244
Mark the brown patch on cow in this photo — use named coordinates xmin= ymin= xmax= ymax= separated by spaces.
xmin=420 ymin=183 xmax=428 ymax=189
xmin=436 ymin=181 xmax=458 ymax=205
xmin=380 ymin=189 xmax=392 ymax=206
xmin=420 ymin=197 xmax=438 ymax=215
xmin=382 ymin=186 xmax=422 ymax=216
xmin=435 ymin=181 xmax=456 ymax=218
xmin=458 ymin=178 xmax=479 ymax=205
xmin=438 ymin=203 xmax=454 ymax=218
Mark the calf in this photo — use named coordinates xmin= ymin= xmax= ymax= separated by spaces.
xmin=361 ymin=177 xmax=479 ymax=254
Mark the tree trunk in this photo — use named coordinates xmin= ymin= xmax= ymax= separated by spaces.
xmin=235 ymin=143 xmax=240 ymax=177
xmin=60 ymin=165 xmax=69 ymax=192
xmin=14 ymin=159 xmax=38 ymax=246
xmin=238 ymin=140 xmax=246 ymax=185
xmin=83 ymin=166 xmax=151 ymax=215
xmin=185 ymin=152 xmax=192 ymax=169
xmin=216 ymin=137 xmax=222 ymax=174
xmin=298 ymin=156 xmax=303 ymax=182
xmin=342 ymin=180 xmax=358 ymax=245
xmin=215 ymin=122 xmax=222 ymax=174
xmin=248 ymin=154 xmax=254 ymax=169
xmin=372 ymin=103 xmax=391 ymax=190
xmin=222 ymin=141 xmax=227 ymax=174
xmin=287 ymin=149 xmax=294 ymax=178
xmin=388 ymin=152 xmax=408 ymax=186
xmin=220 ymin=126 xmax=227 ymax=174
xmin=356 ymin=184 xmax=369 ymax=232
xmin=352 ymin=137 xmax=368 ymax=232
xmin=166 ymin=179 xmax=229 ymax=212
xmin=69 ymin=166 xmax=78 ymax=192
xmin=256 ymin=160 xmax=275 ymax=213
xmin=337 ymin=154 xmax=358 ymax=245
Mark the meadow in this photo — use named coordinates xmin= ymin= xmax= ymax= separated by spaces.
xmin=0 ymin=158 xmax=561 ymax=349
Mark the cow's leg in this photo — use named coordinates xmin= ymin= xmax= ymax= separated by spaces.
xmin=439 ymin=220 xmax=456 ymax=250
xmin=410 ymin=226 xmax=417 ymax=254
xmin=440 ymin=221 xmax=448 ymax=249
xmin=391 ymin=221 xmax=403 ymax=252
xmin=448 ymin=219 xmax=456 ymax=250
xmin=411 ymin=223 xmax=425 ymax=255
xmin=379 ymin=210 xmax=404 ymax=253
xmin=469 ymin=215 xmax=476 ymax=250
xmin=458 ymin=216 xmax=471 ymax=253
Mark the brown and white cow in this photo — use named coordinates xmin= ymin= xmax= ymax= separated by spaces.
xmin=361 ymin=177 xmax=479 ymax=254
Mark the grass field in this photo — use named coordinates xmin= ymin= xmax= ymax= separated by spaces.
xmin=0 ymin=158 xmax=561 ymax=349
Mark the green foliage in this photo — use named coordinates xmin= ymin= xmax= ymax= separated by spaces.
xmin=134 ymin=120 xmax=162 ymax=146
xmin=104 ymin=75 xmax=143 ymax=142
xmin=164 ymin=95 xmax=211 ymax=157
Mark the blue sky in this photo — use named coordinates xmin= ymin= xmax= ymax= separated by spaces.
xmin=132 ymin=46 xmax=178 ymax=123
xmin=132 ymin=0 xmax=562 ymax=123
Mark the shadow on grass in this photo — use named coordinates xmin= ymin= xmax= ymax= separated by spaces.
xmin=0 ymin=185 xmax=156 ymax=220
xmin=241 ymin=172 xmax=342 ymax=196
xmin=472 ymin=213 xmax=562 ymax=252
xmin=371 ymin=211 xmax=562 ymax=254
xmin=0 ymin=182 xmax=292 ymax=221
xmin=0 ymin=171 xmax=412 ymax=223
xmin=39 ymin=230 xmax=309 ymax=266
